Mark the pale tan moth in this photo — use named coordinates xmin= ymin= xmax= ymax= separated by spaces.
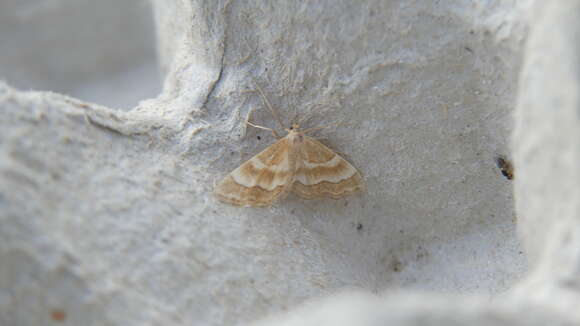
xmin=214 ymin=85 xmax=364 ymax=207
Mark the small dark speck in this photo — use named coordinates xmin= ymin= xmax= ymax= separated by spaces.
xmin=391 ymin=258 xmax=403 ymax=272
xmin=416 ymin=245 xmax=428 ymax=260
xmin=465 ymin=46 xmax=473 ymax=53
xmin=257 ymin=135 xmax=261 ymax=140
xmin=356 ymin=223 xmax=363 ymax=231
xmin=495 ymin=155 xmax=514 ymax=180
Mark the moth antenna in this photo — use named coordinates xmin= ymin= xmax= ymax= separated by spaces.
xmin=246 ymin=120 xmax=282 ymax=139
xmin=291 ymin=110 xmax=300 ymax=126
xmin=254 ymin=82 xmax=286 ymax=130
xmin=296 ymin=112 xmax=312 ymax=126
xmin=242 ymin=107 xmax=255 ymax=137
xmin=302 ymin=121 xmax=346 ymax=134
xmin=292 ymin=102 xmax=301 ymax=125
xmin=297 ymin=104 xmax=330 ymax=127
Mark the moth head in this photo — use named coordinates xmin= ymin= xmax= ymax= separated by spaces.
xmin=287 ymin=123 xmax=301 ymax=133
xmin=287 ymin=123 xmax=305 ymax=144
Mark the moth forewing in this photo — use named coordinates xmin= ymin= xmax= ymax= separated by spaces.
xmin=291 ymin=135 xmax=363 ymax=199
xmin=214 ymin=137 xmax=295 ymax=207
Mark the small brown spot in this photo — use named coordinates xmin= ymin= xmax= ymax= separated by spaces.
xmin=51 ymin=309 xmax=66 ymax=322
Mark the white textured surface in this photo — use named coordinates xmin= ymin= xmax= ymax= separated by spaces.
xmin=0 ymin=0 xmax=160 ymax=109
xmin=2 ymin=0 xmax=579 ymax=325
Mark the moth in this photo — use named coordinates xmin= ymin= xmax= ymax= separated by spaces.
xmin=214 ymin=85 xmax=364 ymax=207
